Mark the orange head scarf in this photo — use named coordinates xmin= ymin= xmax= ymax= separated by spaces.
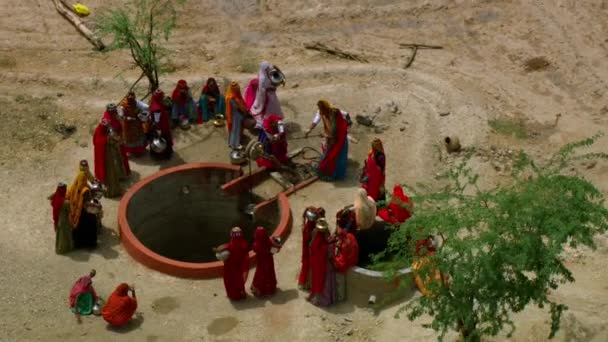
xmin=317 ymin=99 xmax=335 ymax=136
xmin=66 ymin=160 xmax=94 ymax=228
xmin=101 ymin=283 xmax=137 ymax=327
xmin=225 ymin=81 xmax=248 ymax=130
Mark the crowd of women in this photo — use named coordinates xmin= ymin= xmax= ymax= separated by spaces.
xmin=51 ymin=59 xmax=420 ymax=325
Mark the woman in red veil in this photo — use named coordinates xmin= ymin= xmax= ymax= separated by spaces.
xmin=360 ymin=138 xmax=386 ymax=201
xmin=251 ymin=227 xmax=281 ymax=297
xmin=215 ymin=227 xmax=250 ymax=300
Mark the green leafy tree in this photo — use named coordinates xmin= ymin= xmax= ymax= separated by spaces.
xmin=95 ymin=0 xmax=186 ymax=94
xmin=374 ymin=134 xmax=608 ymax=341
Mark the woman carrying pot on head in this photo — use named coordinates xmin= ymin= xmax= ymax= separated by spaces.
xmin=93 ymin=103 xmax=130 ymax=197
xmin=198 ymin=77 xmax=226 ymax=123
xmin=213 ymin=227 xmax=250 ymax=301
xmin=250 ymin=226 xmax=282 ymax=298
xmin=49 ymin=182 xmax=74 ymax=254
xmin=298 ymin=207 xmax=326 ymax=290
xmin=308 ymin=218 xmax=337 ymax=307
xmin=69 ymin=269 xmax=98 ymax=323
xmin=360 ymin=138 xmax=386 ymax=201
xmin=148 ymin=89 xmax=174 ymax=160
xmin=67 ymin=160 xmax=100 ymax=249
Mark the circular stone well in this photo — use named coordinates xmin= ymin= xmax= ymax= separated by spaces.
xmin=118 ymin=163 xmax=292 ymax=278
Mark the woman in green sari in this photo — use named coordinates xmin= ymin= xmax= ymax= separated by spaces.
xmin=198 ymin=77 xmax=226 ymax=123
xmin=69 ymin=270 xmax=98 ymax=323
xmin=49 ymin=182 xmax=74 ymax=254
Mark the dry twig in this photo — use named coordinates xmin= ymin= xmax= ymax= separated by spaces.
xmin=52 ymin=0 xmax=105 ymax=51
xmin=304 ymin=42 xmax=368 ymax=63
xmin=400 ymin=43 xmax=443 ymax=69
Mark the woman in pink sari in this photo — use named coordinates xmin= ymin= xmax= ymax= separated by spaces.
xmin=251 ymin=227 xmax=281 ymax=297
xmin=214 ymin=227 xmax=250 ymax=301
xmin=244 ymin=78 xmax=259 ymax=111
xmin=69 ymin=270 xmax=98 ymax=323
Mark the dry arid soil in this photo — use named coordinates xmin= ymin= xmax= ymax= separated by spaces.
xmin=1 ymin=0 xmax=608 ymax=341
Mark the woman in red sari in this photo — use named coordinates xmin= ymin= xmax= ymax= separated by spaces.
xmin=256 ymin=114 xmax=289 ymax=170
xmin=93 ymin=103 xmax=130 ymax=197
xmin=298 ymin=207 xmax=326 ymax=290
xmin=251 ymin=227 xmax=281 ymax=297
xmin=102 ymin=283 xmax=137 ymax=327
xmin=333 ymin=222 xmax=359 ymax=302
xmin=378 ymin=185 xmax=413 ymax=225
xmin=149 ymin=89 xmax=173 ymax=160
xmin=360 ymin=138 xmax=386 ymax=201
xmin=308 ymin=218 xmax=336 ymax=306
xmin=316 ymin=100 xmax=349 ymax=181
xmin=214 ymin=227 xmax=250 ymax=301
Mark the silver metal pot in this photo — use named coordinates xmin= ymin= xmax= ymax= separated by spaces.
xmin=89 ymin=182 xmax=105 ymax=199
xmin=230 ymin=149 xmax=246 ymax=165
xmin=85 ymin=199 xmax=102 ymax=214
xmin=150 ymin=137 xmax=168 ymax=153
xmin=305 ymin=209 xmax=318 ymax=221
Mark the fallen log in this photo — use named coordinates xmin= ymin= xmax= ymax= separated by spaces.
xmin=400 ymin=43 xmax=443 ymax=69
xmin=52 ymin=0 xmax=105 ymax=51
xmin=304 ymin=42 xmax=368 ymax=63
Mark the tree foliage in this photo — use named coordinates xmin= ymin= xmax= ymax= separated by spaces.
xmin=373 ymin=133 xmax=608 ymax=341
xmin=95 ymin=0 xmax=186 ymax=94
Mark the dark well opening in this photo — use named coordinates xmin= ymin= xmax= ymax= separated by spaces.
xmin=354 ymin=221 xmax=393 ymax=268
xmin=126 ymin=168 xmax=279 ymax=263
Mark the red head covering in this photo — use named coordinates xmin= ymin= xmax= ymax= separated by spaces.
xmin=263 ymin=114 xmax=282 ymax=135
xmin=51 ymin=183 xmax=67 ymax=229
xmin=172 ymin=80 xmax=189 ymax=106
xmin=149 ymin=89 xmax=165 ymax=112
xmin=101 ymin=283 xmax=137 ymax=327
xmin=253 ymin=226 xmax=271 ymax=254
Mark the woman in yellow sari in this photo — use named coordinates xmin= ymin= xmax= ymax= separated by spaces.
xmin=67 ymin=160 xmax=100 ymax=249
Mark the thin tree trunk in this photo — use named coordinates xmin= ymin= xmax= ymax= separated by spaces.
xmin=52 ymin=0 xmax=105 ymax=51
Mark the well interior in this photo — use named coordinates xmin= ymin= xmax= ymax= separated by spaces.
xmin=355 ymin=221 xmax=393 ymax=268
xmin=126 ymin=168 xmax=279 ymax=263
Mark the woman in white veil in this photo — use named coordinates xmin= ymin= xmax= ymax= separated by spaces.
xmin=250 ymin=61 xmax=284 ymax=128
xmin=354 ymin=188 xmax=377 ymax=230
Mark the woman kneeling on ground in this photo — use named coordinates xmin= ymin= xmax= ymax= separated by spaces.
xmin=102 ymin=283 xmax=137 ymax=327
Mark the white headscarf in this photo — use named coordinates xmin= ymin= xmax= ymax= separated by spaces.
xmin=355 ymin=188 xmax=376 ymax=230
xmin=250 ymin=61 xmax=272 ymax=116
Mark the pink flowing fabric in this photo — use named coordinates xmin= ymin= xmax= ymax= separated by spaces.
xmin=69 ymin=275 xmax=97 ymax=308
xmin=244 ymin=78 xmax=259 ymax=111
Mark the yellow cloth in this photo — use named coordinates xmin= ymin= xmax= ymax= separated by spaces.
xmin=224 ymin=81 xmax=248 ymax=130
xmin=317 ymin=99 xmax=336 ymax=137
xmin=66 ymin=169 xmax=93 ymax=228
xmin=72 ymin=3 xmax=90 ymax=17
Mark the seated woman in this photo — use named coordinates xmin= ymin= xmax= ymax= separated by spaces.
xmin=225 ymin=81 xmax=251 ymax=149
xmin=69 ymin=269 xmax=98 ymax=323
xmin=308 ymin=218 xmax=337 ymax=307
xmin=360 ymin=138 xmax=386 ymax=201
xmin=93 ymin=103 xmax=130 ymax=197
xmin=315 ymin=100 xmax=349 ymax=181
xmin=49 ymin=182 xmax=74 ymax=254
xmin=354 ymin=189 xmax=377 ymax=230
xmin=198 ymin=77 xmax=226 ymax=123
xmin=102 ymin=283 xmax=137 ymax=327
xmin=378 ymin=185 xmax=413 ymax=225
xmin=67 ymin=160 xmax=100 ymax=249
xmin=149 ymin=89 xmax=174 ymax=160
xmin=251 ymin=227 xmax=281 ymax=298
xmin=214 ymin=227 xmax=250 ymax=301
xmin=171 ymin=80 xmax=198 ymax=123
xmin=333 ymin=221 xmax=359 ymax=302
xmin=298 ymin=207 xmax=326 ymax=290
xmin=256 ymin=114 xmax=289 ymax=170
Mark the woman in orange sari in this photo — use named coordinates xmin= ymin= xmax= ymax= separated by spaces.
xmin=214 ymin=227 xmax=250 ymax=301
xmin=360 ymin=138 xmax=386 ymax=201
xmin=102 ymin=283 xmax=137 ymax=327
xmin=67 ymin=160 xmax=99 ymax=249
xmin=225 ymin=81 xmax=250 ymax=149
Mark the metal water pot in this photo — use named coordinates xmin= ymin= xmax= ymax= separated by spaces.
xmin=230 ymin=146 xmax=246 ymax=165
xmin=151 ymin=136 xmax=168 ymax=153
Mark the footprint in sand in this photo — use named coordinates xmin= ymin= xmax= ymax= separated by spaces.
xmin=150 ymin=296 xmax=179 ymax=314
xmin=207 ymin=316 xmax=239 ymax=336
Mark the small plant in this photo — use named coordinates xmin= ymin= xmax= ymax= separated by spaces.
xmin=373 ymin=133 xmax=608 ymax=341
xmin=488 ymin=117 xmax=528 ymax=139
xmin=96 ymin=0 xmax=186 ymax=94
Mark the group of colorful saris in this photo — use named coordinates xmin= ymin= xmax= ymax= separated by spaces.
xmin=68 ymin=270 xmax=138 ymax=327
xmin=50 ymin=160 xmax=103 ymax=255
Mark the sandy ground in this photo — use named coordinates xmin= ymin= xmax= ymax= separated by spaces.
xmin=1 ymin=0 xmax=608 ymax=341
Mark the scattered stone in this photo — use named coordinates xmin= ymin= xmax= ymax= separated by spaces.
xmin=56 ymin=92 xmax=64 ymax=97
xmin=391 ymin=105 xmax=399 ymax=114
xmin=346 ymin=329 xmax=354 ymax=336
xmin=586 ymin=161 xmax=597 ymax=169
xmin=213 ymin=293 xmax=217 ymax=297
xmin=356 ymin=115 xmax=374 ymax=127
xmin=291 ymin=83 xmax=299 ymax=89
xmin=53 ymin=123 xmax=76 ymax=138
xmin=399 ymin=127 xmax=406 ymax=132
xmin=439 ymin=112 xmax=450 ymax=116
xmin=344 ymin=318 xmax=353 ymax=323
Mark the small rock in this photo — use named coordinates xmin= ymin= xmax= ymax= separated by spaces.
xmin=399 ymin=127 xmax=406 ymax=132
xmin=291 ymin=83 xmax=299 ymax=89
xmin=439 ymin=112 xmax=450 ymax=116
xmin=235 ymin=65 xmax=243 ymax=72
xmin=344 ymin=318 xmax=353 ymax=323
xmin=391 ymin=106 xmax=399 ymax=113
xmin=346 ymin=329 xmax=354 ymax=336
xmin=213 ymin=293 xmax=217 ymax=297
xmin=56 ymin=92 xmax=64 ymax=97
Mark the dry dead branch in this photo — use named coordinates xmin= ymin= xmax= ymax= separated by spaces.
xmin=399 ymin=43 xmax=443 ymax=69
xmin=52 ymin=0 xmax=105 ymax=51
xmin=304 ymin=42 xmax=368 ymax=63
